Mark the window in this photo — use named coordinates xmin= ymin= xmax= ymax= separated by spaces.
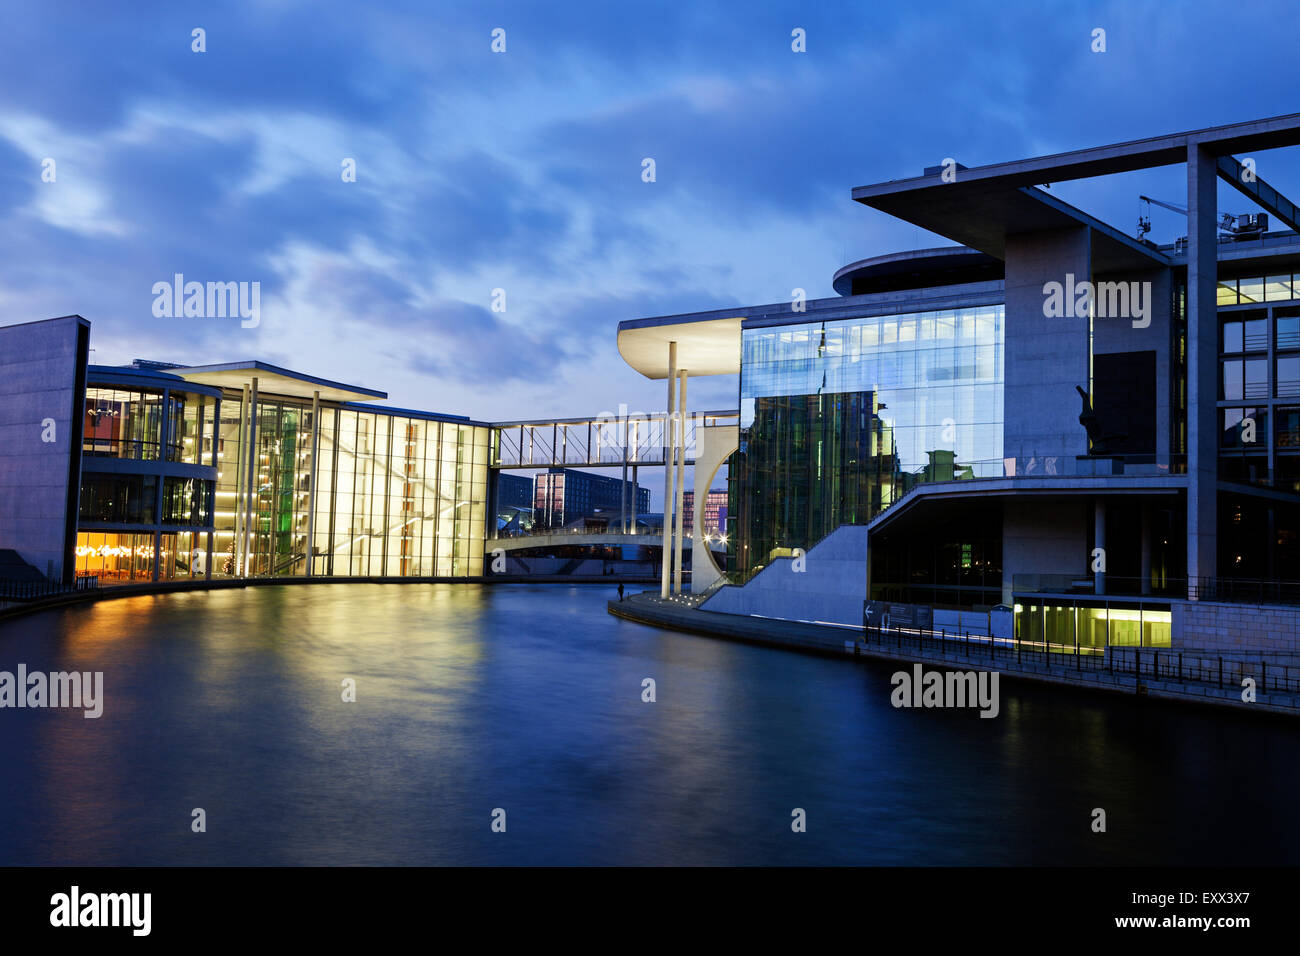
xmin=1278 ymin=312 xmax=1300 ymax=350
xmin=1275 ymin=407 xmax=1300 ymax=449
xmin=1221 ymin=408 xmax=1267 ymax=449
xmin=1267 ymin=275 xmax=1296 ymax=301
xmin=79 ymin=474 xmax=157 ymax=524
xmin=1239 ymin=277 xmax=1266 ymax=304
xmin=1222 ymin=318 xmax=1243 ymax=354
xmin=1244 ymin=316 xmax=1268 ymax=351
xmin=1245 ymin=358 xmax=1268 ymax=398
xmin=1222 ymin=359 xmax=1269 ymax=400
xmin=1279 ymin=356 xmax=1300 ymax=398
xmin=1222 ymin=360 xmax=1242 ymax=400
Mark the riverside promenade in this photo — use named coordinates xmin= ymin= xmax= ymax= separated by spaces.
xmin=608 ymin=591 xmax=1300 ymax=717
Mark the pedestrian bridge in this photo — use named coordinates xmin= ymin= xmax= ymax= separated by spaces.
xmin=486 ymin=531 xmax=723 ymax=553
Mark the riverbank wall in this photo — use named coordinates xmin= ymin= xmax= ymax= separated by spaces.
xmin=608 ymin=592 xmax=1300 ymax=717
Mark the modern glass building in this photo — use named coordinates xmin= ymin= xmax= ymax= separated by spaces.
xmin=76 ymin=365 xmax=221 ymax=581
xmin=616 ymin=114 xmax=1300 ymax=653
xmin=733 ymin=304 xmax=1003 ymax=577
xmin=66 ymin=358 xmax=491 ymax=582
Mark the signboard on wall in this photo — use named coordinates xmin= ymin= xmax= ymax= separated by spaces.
xmin=864 ymin=601 xmax=933 ymax=629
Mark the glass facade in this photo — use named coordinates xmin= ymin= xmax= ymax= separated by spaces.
xmin=74 ymin=532 xmax=174 ymax=581
xmin=213 ymin=398 xmax=489 ymax=578
xmin=733 ymin=304 xmax=1004 ymax=574
xmin=1014 ymin=602 xmax=1172 ymax=650
xmin=83 ymin=386 xmax=216 ymax=463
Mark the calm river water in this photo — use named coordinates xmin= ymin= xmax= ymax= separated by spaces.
xmin=0 ymin=583 xmax=1296 ymax=865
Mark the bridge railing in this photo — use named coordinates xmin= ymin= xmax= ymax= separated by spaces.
xmin=490 ymin=410 xmax=738 ymax=469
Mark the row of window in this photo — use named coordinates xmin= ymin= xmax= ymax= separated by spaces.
xmin=83 ymin=387 xmax=217 ymax=465
xmin=1221 ymin=357 xmax=1300 ymax=399
xmin=1221 ymin=406 xmax=1300 ymax=449
xmin=1218 ymin=274 xmax=1300 ymax=307
xmin=78 ymin=474 xmax=214 ymax=527
xmin=1222 ymin=310 xmax=1300 ymax=353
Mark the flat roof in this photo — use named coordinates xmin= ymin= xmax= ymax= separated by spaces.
xmin=857 ymin=182 xmax=1169 ymax=273
xmin=853 ymin=113 xmax=1300 ymax=198
xmin=852 ymin=114 xmax=1300 ymax=271
xmin=832 ymin=246 xmax=1001 ymax=295
xmin=616 ymin=314 xmax=743 ymax=378
xmin=88 ymin=364 xmax=225 ymax=397
xmin=171 ymin=360 xmax=387 ymax=403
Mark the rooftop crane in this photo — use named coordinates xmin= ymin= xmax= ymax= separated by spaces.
xmin=1137 ymin=195 xmax=1268 ymax=245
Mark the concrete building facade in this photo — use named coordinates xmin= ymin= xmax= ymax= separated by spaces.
xmin=616 ymin=113 xmax=1300 ymax=651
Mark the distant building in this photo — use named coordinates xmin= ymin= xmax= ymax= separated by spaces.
xmin=494 ymin=472 xmax=534 ymax=536
xmin=533 ymin=468 xmax=649 ymax=530
xmin=682 ymin=488 xmax=728 ymax=536
xmin=495 ymin=473 xmax=533 ymax=510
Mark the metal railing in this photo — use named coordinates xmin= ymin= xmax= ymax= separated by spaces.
xmin=1013 ymin=573 xmax=1300 ymax=606
xmin=0 ymin=577 xmax=99 ymax=601
xmin=864 ymin=623 xmax=1300 ymax=704
xmin=868 ymin=453 xmax=1186 ymax=527
xmin=487 ymin=526 xmax=665 ymax=541
xmin=1189 ymin=576 xmax=1300 ymax=606
xmin=490 ymin=410 xmax=739 ymax=469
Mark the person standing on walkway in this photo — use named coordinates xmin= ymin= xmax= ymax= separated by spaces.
xmin=618 ymin=582 xmax=625 ymax=602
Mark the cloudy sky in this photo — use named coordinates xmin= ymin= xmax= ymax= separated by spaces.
xmin=1 ymin=0 xmax=1298 ymax=424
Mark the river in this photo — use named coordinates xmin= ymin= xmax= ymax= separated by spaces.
xmin=0 ymin=583 xmax=1295 ymax=865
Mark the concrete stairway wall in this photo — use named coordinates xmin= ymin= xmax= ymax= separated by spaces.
xmin=700 ymin=526 xmax=867 ymax=626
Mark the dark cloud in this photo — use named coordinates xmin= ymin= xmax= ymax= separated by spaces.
xmin=3 ymin=0 xmax=1300 ymax=411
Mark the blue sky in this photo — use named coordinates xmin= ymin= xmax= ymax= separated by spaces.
xmin=1 ymin=0 xmax=1299 ymax=423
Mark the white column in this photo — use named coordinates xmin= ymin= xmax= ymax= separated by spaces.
xmin=673 ymin=369 xmax=688 ymax=594
xmin=661 ymin=342 xmax=677 ymax=598
xmin=234 ymin=384 xmax=249 ymax=575
xmin=243 ymin=377 xmax=259 ymax=577
xmin=306 ymin=390 xmax=320 ymax=577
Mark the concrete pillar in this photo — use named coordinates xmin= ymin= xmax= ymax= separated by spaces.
xmin=620 ymin=409 xmax=629 ymax=534
xmin=244 ymin=377 xmax=259 ymax=577
xmin=673 ymin=369 xmax=688 ymax=594
xmin=661 ymin=342 xmax=676 ymax=598
xmin=630 ymin=418 xmax=639 ymax=532
xmin=234 ymin=384 xmax=249 ymax=576
xmin=206 ymin=395 xmax=218 ymax=581
xmin=1187 ymin=143 xmax=1218 ymax=593
xmin=153 ymin=387 xmax=171 ymax=582
xmin=1094 ymin=498 xmax=1106 ymax=596
xmin=1003 ymin=227 xmax=1092 ymax=463
xmin=306 ymin=390 xmax=320 ymax=576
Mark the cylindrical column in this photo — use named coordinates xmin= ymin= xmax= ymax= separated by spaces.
xmin=661 ymin=342 xmax=677 ymax=598
xmin=620 ymin=410 xmax=629 ymax=534
xmin=244 ymin=377 xmax=259 ymax=577
xmin=234 ymin=384 xmax=249 ymax=575
xmin=673 ymin=369 xmax=688 ymax=594
xmin=306 ymin=390 xmax=321 ymax=576
xmin=153 ymin=387 xmax=171 ymax=582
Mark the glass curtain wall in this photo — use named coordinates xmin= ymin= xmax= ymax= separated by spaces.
xmin=734 ymin=304 xmax=1004 ymax=576
xmin=213 ymin=394 xmax=489 ymax=578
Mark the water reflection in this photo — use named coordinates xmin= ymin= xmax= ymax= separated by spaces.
xmin=0 ymin=583 xmax=1296 ymax=865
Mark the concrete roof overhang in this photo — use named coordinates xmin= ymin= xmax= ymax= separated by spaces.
xmin=616 ymin=314 xmax=743 ymax=379
xmin=856 ymin=182 xmax=1170 ymax=273
xmin=172 ymin=361 xmax=386 ymax=403
xmin=853 ymin=114 xmax=1300 ymax=272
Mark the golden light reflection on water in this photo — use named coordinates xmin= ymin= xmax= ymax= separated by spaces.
xmin=10 ymin=584 xmax=492 ymax=862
